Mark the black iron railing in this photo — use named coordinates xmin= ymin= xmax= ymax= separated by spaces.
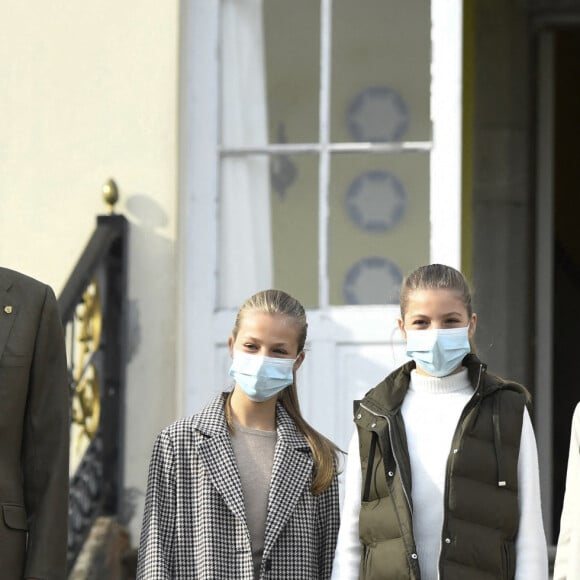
xmin=58 ymin=181 xmax=128 ymax=573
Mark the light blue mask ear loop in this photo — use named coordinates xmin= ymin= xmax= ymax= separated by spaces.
xmin=389 ymin=324 xmax=405 ymax=366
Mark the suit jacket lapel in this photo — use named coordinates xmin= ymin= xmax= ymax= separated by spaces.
xmin=0 ymin=277 xmax=17 ymax=363
xmin=263 ymin=405 xmax=313 ymax=558
xmin=196 ymin=399 xmax=247 ymax=525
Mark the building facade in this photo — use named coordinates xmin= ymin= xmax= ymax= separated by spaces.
xmin=1 ymin=0 xmax=577 ymax=549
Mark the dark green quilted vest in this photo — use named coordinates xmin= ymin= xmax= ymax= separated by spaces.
xmin=355 ymin=354 xmax=529 ymax=580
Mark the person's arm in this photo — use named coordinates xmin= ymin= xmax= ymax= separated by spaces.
xmin=331 ymin=430 xmax=362 ymax=580
xmin=22 ymin=285 xmax=70 ymax=580
xmin=137 ymin=430 xmax=177 ymax=580
xmin=553 ymin=403 xmax=580 ymax=580
xmin=317 ymin=473 xmax=341 ymax=579
xmin=515 ymin=408 xmax=549 ymax=580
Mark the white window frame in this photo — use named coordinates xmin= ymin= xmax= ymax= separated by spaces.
xmin=534 ymin=30 xmax=554 ymax=543
xmin=177 ymin=0 xmax=464 ymax=415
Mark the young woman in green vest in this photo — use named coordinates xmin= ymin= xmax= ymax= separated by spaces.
xmin=331 ymin=264 xmax=548 ymax=580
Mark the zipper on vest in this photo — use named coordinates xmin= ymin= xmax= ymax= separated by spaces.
xmin=362 ymin=431 xmax=378 ymax=502
xmin=438 ymin=362 xmax=484 ymax=577
xmin=359 ymin=403 xmax=421 ymax=578
xmin=358 ymin=403 xmax=412 ymax=513
xmin=493 ymin=395 xmax=507 ymax=487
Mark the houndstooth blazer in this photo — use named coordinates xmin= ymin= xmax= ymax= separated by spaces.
xmin=137 ymin=393 xmax=340 ymax=579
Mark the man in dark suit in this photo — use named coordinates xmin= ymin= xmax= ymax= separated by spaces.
xmin=0 ymin=267 xmax=69 ymax=580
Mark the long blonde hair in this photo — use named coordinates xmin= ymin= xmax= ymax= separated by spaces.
xmin=226 ymin=289 xmax=340 ymax=494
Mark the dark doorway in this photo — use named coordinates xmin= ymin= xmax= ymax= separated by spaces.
xmin=552 ymin=27 xmax=580 ymax=542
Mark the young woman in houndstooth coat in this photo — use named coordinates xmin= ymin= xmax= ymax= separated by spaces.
xmin=137 ymin=289 xmax=340 ymax=579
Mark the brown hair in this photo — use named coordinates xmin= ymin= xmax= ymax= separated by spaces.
xmin=226 ymin=289 xmax=340 ymax=494
xmin=400 ymin=264 xmax=476 ymax=349
xmin=400 ymin=264 xmax=473 ymax=318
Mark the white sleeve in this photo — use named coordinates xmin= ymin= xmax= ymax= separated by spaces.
xmin=331 ymin=430 xmax=362 ymax=580
xmin=515 ymin=408 xmax=549 ymax=580
xmin=553 ymin=403 xmax=580 ymax=580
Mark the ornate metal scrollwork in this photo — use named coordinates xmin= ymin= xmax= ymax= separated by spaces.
xmin=69 ymin=280 xmax=102 ymax=474
xmin=61 ymin=183 xmax=127 ymax=573
xmin=67 ymin=435 xmax=104 ymax=569
xmin=66 ymin=280 xmax=106 ymax=570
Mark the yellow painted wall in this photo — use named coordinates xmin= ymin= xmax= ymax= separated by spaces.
xmin=0 ymin=0 xmax=180 ymax=543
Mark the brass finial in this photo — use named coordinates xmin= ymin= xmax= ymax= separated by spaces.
xmin=102 ymin=178 xmax=119 ymax=214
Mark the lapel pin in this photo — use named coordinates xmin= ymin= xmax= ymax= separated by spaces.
xmin=3 ymin=306 xmax=12 ymax=314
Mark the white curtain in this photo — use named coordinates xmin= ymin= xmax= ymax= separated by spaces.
xmin=220 ymin=0 xmax=273 ymax=308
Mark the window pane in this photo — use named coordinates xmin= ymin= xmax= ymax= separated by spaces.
xmin=329 ymin=153 xmax=430 ymax=305
xmin=331 ymin=0 xmax=431 ymax=143
xmin=219 ymin=153 xmax=319 ymax=309
xmin=219 ymin=155 xmax=273 ymax=308
xmin=271 ymin=154 xmax=319 ymax=308
xmin=264 ymin=0 xmax=320 ymax=144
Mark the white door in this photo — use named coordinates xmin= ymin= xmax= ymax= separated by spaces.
xmin=178 ymin=0 xmax=463 ymax=453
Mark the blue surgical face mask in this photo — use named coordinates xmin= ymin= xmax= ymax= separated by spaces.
xmin=405 ymin=326 xmax=470 ymax=377
xmin=229 ymin=351 xmax=297 ymax=402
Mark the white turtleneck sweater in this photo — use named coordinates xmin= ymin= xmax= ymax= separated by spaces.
xmin=402 ymin=369 xmax=473 ymax=577
xmin=331 ymin=369 xmax=548 ymax=580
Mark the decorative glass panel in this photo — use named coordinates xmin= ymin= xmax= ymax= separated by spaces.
xmin=264 ymin=0 xmax=320 ymax=144
xmin=332 ymin=0 xmax=431 ymax=143
xmin=329 ymin=153 xmax=430 ymax=305
xmin=270 ymin=154 xmax=319 ymax=308
xmin=218 ymin=0 xmax=432 ymax=309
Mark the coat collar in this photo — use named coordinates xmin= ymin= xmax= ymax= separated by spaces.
xmin=192 ymin=392 xmax=231 ymax=436
xmin=193 ymin=393 xmax=314 ymax=555
xmin=363 ymin=353 xmax=490 ymax=415
xmin=194 ymin=394 xmax=247 ymax=523
xmin=192 ymin=391 xmax=311 ymax=450
xmin=263 ymin=403 xmax=313 ymax=559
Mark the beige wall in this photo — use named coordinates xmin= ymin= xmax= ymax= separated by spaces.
xmin=0 ymin=1 xmax=180 ymax=543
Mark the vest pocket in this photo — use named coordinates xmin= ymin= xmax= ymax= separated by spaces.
xmin=0 ymin=505 xmax=27 ymax=579
xmin=2 ymin=504 xmax=28 ymax=531
xmin=501 ymin=541 xmax=515 ymax=580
